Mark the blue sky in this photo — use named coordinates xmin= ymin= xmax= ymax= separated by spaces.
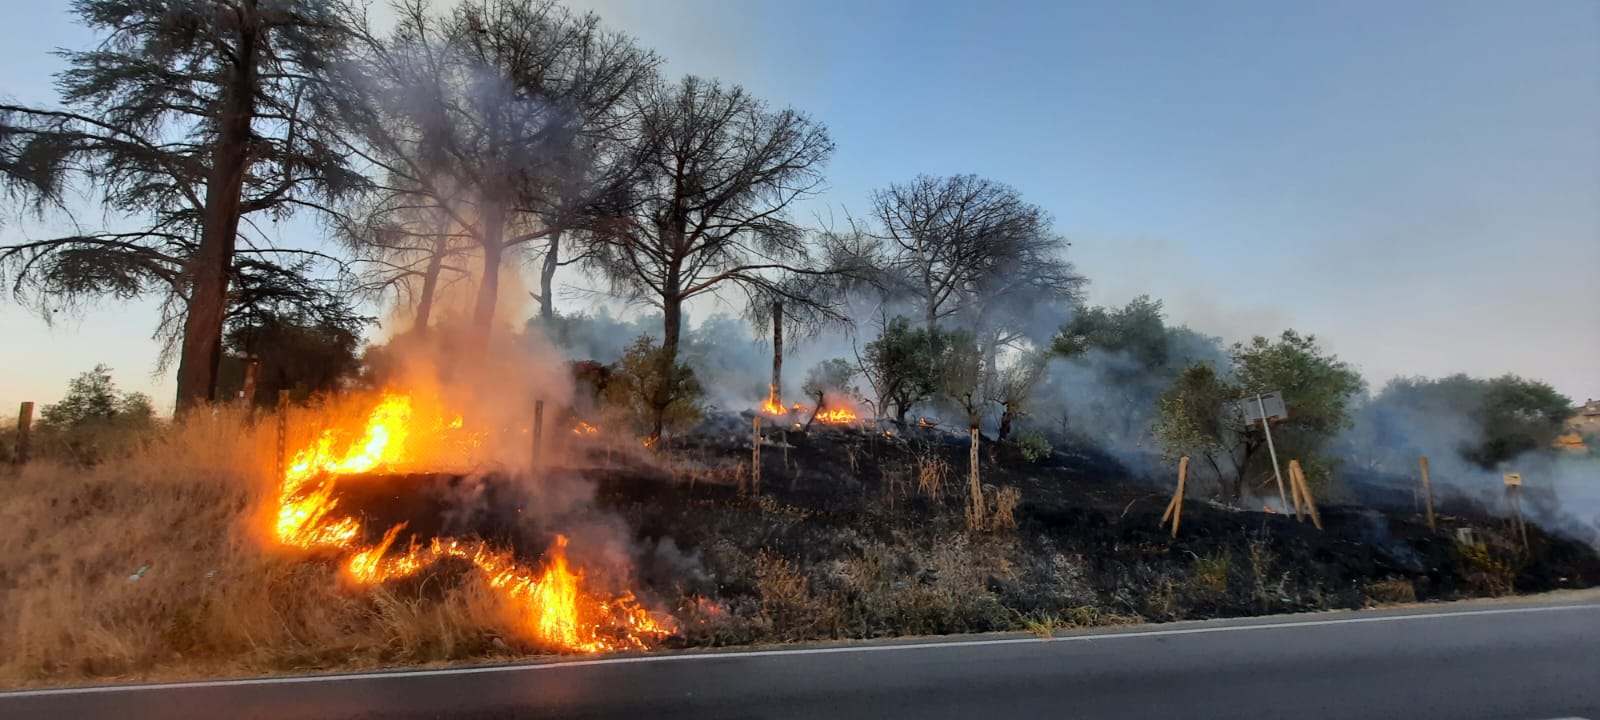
xmin=2 ymin=0 xmax=1597 ymax=411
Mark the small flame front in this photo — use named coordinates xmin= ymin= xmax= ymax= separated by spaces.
xmin=761 ymin=384 xmax=785 ymax=416
xmin=572 ymin=421 xmax=599 ymax=436
xmin=814 ymin=407 xmax=858 ymax=424
xmin=275 ymin=392 xmax=673 ymax=653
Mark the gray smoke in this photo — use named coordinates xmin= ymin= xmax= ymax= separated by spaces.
xmin=1338 ymin=392 xmax=1599 ymax=547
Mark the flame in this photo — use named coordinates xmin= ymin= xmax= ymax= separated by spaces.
xmin=572 ymin=421 xmax=598 ymax=436
xmin=761 ymin=385 xmax=785 ymax=415
xmin=274 ymin=391 xmax=674 ymax=653
xmin=814 ymin=407 xmax=858 ymax=424
xmin=918 ymin=417 xmax=936 ymax=428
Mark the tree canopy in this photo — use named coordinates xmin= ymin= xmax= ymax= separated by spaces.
xmin=0 ymin=0 xmax=367 ymax=411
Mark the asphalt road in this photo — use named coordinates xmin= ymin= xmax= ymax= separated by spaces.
xmin=5 ymin=594 xmax=1600 ymax=720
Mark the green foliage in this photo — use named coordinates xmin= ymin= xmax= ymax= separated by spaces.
xmin=1473 ymin=376 xmax=1571 ymax=467
xmin=1045 ymin=296 xmax=1225 ymax=444
xmin=861 ymin=316 xmax=964 ymax=423
xmin=217 ymin=310 xmax=365 ymax=406
xmin=35 ymin=364 xmax=156 ymax=465
xmin=40 ymin=365 xmax=154 ymax=431
xmin=1155 ymin=331 xmax=1362 ymax=501
xmin=1052 ymin=295 xmax=1169 ymax=368
xmin=603 ymin=335 xmax=704 ymax=441
xmin=1231 ymin=330 xmax=1364 ymax=485
xmin=1154 ymin=363 xmax=1237 ymax=477
xmin=1016 ymin=429 xmax=1052 ymax=463
xmin=1346 ymin=373 xmax=1573 ymax=473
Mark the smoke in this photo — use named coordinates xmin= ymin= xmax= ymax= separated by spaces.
xmin=545 ymin=307 xmax=867 ymax=413
xmin=1337 ymin=389 xmax=1599 ymax=546
xmin=1024 ymin=327 xmax=1227 ymax=479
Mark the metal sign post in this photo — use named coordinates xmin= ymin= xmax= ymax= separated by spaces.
xmin=1235 ymin=391 xmax=1289 ymax=511
xmin=1256 ymin=394 xmax=1288 ymax=511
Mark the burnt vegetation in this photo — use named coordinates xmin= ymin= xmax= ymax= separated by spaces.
xmin=1 ymin=0 xmax=1597 ymax=686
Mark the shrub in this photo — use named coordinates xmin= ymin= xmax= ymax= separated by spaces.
xmin=1016 ymin=429 xmax=1051 ymax=463
xmin=602 ymin=336 xmax=704 ymax=442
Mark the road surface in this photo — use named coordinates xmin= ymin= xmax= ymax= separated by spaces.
xmin=4 ymin=593 xmax=1599 ymax=720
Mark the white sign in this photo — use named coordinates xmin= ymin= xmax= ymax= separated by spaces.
xmin=1503 ymin=473 xmax=1522 ymax=487
xmin=1236 ymin=391 xmax=1288 ymax=425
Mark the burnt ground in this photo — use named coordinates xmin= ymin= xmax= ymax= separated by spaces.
xmin=336 ymin=413 xmax=1600 ymax=648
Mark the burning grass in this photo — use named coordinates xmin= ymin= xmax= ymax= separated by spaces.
xmin=0 ymin=394 xmax=669 ymax=688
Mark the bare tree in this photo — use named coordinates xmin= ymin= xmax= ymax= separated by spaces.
xmin=987 ymin=351 xmax=1047 ymax=441
xmin=594 ymin=76 xmax=836 ymax=363
xmin=0 ymin=0 xmax=366 ymax=411
xmin=870 ymin=174 xmax=1083 ymax=353
xmin=336 ymin=0 xmax=657 ymax=347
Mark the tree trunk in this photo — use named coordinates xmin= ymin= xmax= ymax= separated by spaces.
xmin=998 ymin=404 xmax=1015 ymax=442
xmin=537 ymin=229 xmax=561 ymax=325
xmin=470 ymin=208 xmax=507 ymax=353
xmin=771 ymin=300 xmax=783 ymax=405
xmin=174 ymin=9 xmax=259 ymax=413
xmin=650 ymin=291 xmax=684 ymax=444
xmin=414 ymin=215 xmax=451 ymax=335
xmin=661 ymin=293 xmax=683 ymax=360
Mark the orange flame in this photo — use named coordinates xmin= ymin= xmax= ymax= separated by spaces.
xmin=761 ymin=385 xmax=785 ymax=415
xmin=572 ymin=421 xmax=599 ymax=436
xmin=814 ymin=407 xmax=858 ymax=424
xmin=275 ymin=391 xmax=674 ymax=653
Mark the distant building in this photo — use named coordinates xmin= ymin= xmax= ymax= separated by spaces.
xmin=1553 ymin=398 xmax=1600 ymax=451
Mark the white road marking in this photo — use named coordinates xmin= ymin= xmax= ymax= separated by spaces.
xmin=4 ymin=601 xmax=1598 ymax=698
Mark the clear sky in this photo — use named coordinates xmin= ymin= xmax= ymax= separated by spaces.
xmin=2 ymin=0 xmax=1597 ymax=412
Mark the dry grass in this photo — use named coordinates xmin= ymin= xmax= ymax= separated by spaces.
xmin=0 ymin=406 xmax=525 ymax=689
xmin=1195 ymin=552 xmax=1232 ymax=592
xmin=990 ymin=486 xmax=1021 ymax=531
xmin=915 ymin=454 xmax=948 ymax=500
xmin=1364 ymin=578 xmax=1418 ymax=605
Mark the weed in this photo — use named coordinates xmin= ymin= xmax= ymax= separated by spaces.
xmin=1195 ymin=552 xmax=1232 ymax=592
xmin=1457 ymin=540 xmax=1517 ymax=597
xmin=1246 ymin=533 xmax=1275 ymax=611
xmin=1365 ymin=578 xmax=1417 ymax=605
xmin=915 ymin=454 xmax=948 ymax=500
xmin=1020 ymin=612 xmax=1063 ymax=638
xmin=990 ymin=486 xmax=1021 ymax=531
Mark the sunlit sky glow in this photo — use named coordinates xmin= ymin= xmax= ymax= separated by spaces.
xmin=2 ymin=0 xmax=1596 ymax=411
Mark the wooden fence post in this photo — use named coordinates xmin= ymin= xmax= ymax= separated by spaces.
xmin=14 ymin=402 xmax=33 ymax=466
xmin=968 ymin=427 xmax=983 ymax=531
xmin=1288 ymin=459 xmax=1305 ymax=523
xmin=1419 ymin=456 xmax=1436 ymax=532
xmin=532 ymin=399 xmax=545 ymax=468
xmin=1161 ymin=457 xmax=1189 ymax=537
xmin=1290 ymin=461 xmax=1322 ymax=530
xmin=752 ymin=416 xmax=762 ymax=495
xmin=276 ymin=390 xmax=290 ymax=481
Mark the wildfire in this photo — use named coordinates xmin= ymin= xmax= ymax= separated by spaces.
xmin=572 ymin=421 xmax=599 ymax=436
xmin=274 ymin=391 xmax=674 ymax=653
xmin=761 ymin=385 xmax=785 ymax=415
xmin=813 ymin=407 xmax=858 ymax=424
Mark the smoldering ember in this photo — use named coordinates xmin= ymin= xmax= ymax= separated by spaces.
xmin=0 ymin=0 xmax=1596 ymax=692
